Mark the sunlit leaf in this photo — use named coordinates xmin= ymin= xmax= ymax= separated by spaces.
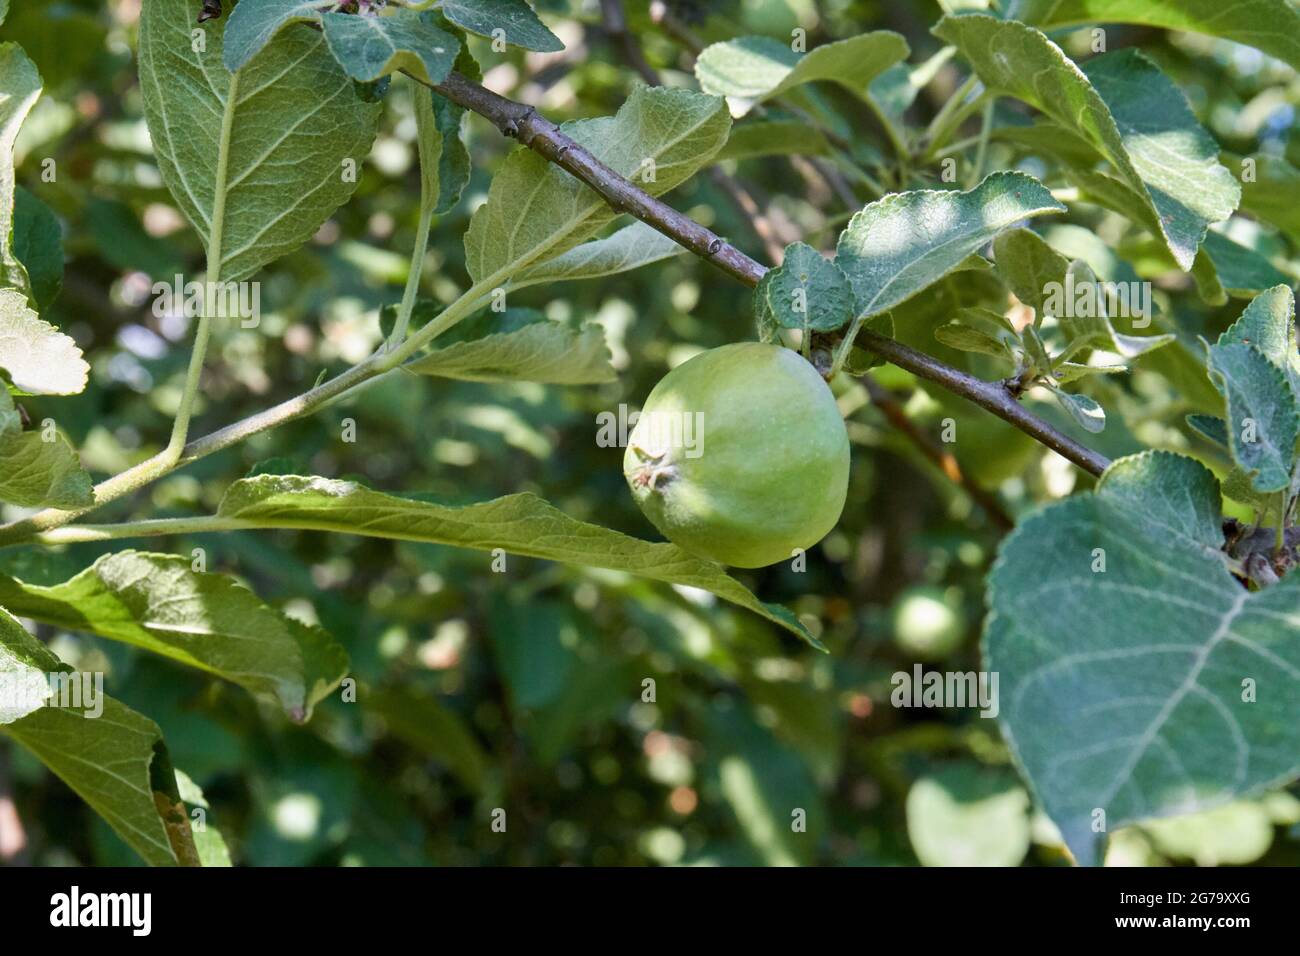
xmin=836 ymin=171 xmax=1064 ymax=319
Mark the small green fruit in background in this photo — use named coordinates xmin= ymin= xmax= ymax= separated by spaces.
xmin=623 ymin=342 xmax=850 ymax=568
xmin=891 ymin=585 xmax=965 ymax=660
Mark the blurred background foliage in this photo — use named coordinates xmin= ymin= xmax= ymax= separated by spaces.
xmin=2 ymin=0 xmax=1298 ymax=866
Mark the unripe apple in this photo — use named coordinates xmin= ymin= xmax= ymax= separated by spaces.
xmin=891 ymin=585 xmax=965 ymax=660
xmin=623 ymin=342 xmax=850 ymax=568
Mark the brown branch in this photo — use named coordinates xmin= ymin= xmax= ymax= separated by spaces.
xmin=432 ymin=70 xmax=764 ymax=286
xmin=421 ymin=70 xmax=1111 ymax=479
xmin=861 ymin=377 xmax=1014 ymax=530
xmin=598 ymin=2 xmax=795 ymax=262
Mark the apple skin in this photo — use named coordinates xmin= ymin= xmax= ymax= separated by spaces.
xmin=623 ymin=342 xmax=849 ymax=568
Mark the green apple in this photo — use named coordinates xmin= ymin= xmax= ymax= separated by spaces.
xmin=891 ymin=585 xmax=965 ymax=660
xmin=623 ymin=342 xmax=850 ymax=568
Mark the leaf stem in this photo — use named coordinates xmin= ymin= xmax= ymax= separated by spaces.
xmin=921 ymin=76 xmax=984 ymax=162
xmin=37 ymin=517 xmax=251 ymax=545
xmin=166 ymin=70 xmax=240 ymax=459
xmin=966 ymin=96 xmax=995 ymax=189
xmin=387 ymin=83 xmax=439 ymax=347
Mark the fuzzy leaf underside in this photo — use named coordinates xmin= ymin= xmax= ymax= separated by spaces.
xmin=141 ymin=0 xmax=381 ymax=283
xmin=987 ymin=451 xmax=1300 ymax=867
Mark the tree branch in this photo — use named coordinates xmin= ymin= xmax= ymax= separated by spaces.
xmin=422 ymin=71 xmax=1110 ymax=478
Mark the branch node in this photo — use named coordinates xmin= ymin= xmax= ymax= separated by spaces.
xmin=504 ymin=106 xmax=537 ymax=139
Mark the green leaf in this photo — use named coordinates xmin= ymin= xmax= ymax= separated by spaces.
xmin=141 ymin=0 xmax=381 ymax=283
xmin=0 ymin=41 xmax=40 ymax=303
xmin=869 ymin=46 xmax=955 ymax=126
xmin=1051 ymin=361 xmax=1126 ymax=386
xmin=368 ymin=685 xmax=489 ymax=793
xmin=695 ymin=32 xmax=909 ymax=115
xmin=463 ymin=86 xmax=729 ymax=288
xmin=424 ymin=40 xmax=477 ymax=216
xmin=906 ymin=764 xmax=1031 ymax=867
xmin=215 ymin=475 xmax=820 ymax=647
xmin=841 ymin=313 xmax=895 ymax=372
xmin=430 ymin=87 xmax=470 ymax=214
xmin=993 ymin=227 xmax=1068 ymax=322
xmin=439 ymin=0 xmax=563 ymax=53
xmin=934 ymin=18 xmax=1238 ymax=269
xmin=221 ymin=0 xmax=336 ymax=71
xmin=835 ymin=171 xmax=1064 ymax=319
xmin=0 ymin=388 xmax=93 ymax=509
xmin=0 ymin=606 xmax=199 ymax=866
xmin=718 ymin=118 xmax=829 ymax=161
xmin=932 ymin=323 xmax=1011 ymax=358
xmin=12 ymin=187 xmax=62 ymax=311
xmin=1235 ymin=153 xmax=1300 ymax=244
xmin=1187 ymin=413 xmax=1230 ymax=449
xmin=1220 ymin=285 xmax=1300 ymax=401
xmin=1198 ymin=230 xmax=1291 ymax=300
xmin=1021 ymin=324 xmax=1053 ymax=377
xmin=512 ymin=221 xmax=683 ymax=288
xmin=0 ymin=551 xmax=350 ymax=720
xmin=176 ymin=769 xmax=233 ymax=866
xmin=1071 ymin=50 xmax=1239 ymax=268
xmin=754 ymin=241 xmax=853 ymax=334
xmin=406 ymin=318 xmax=615 ymax=384
xmin=1011 ymin=0 xmax=1300 ymax=74
xmin=0 ymin=287 xmax=88 ymax=395
xmin=1054 ymin=260 xmax=1174 ymax=360
xmin=1046 ymin=381 xmax=1106 ymax=433
xmin=705 ymin=700 xmax=824 ymax=865
xmin=934 ymin=311 xmax=1017 ymax=362
xmin=988 ymin=451 xmax=1300 ymax=866
xmin=1207 ymin=341 xmax=1298 ymax=493
xmin=320 ymin=9 xmax=460 ymax=84
xmin=408 ymin=88 xmax=443 ymax=217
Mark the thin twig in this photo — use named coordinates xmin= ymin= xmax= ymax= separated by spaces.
xmin=599 ymin=0 xmax=660 ymax=86
xmin=860 ymin=376 xmax=1014 ymax=530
